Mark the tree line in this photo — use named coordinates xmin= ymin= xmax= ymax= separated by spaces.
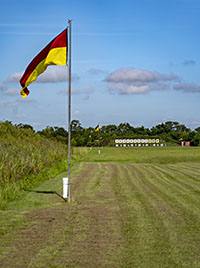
xmin=15 ymin=120 xmax=200 ymax=146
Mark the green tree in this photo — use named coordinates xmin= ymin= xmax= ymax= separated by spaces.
xmin=71 ymin=120 xmax=86 ymax=146
xmin=39 ymin=126 xmax=54 ymax=139
xmin=101 ymin=124 xmax=117 ymax=134
xmin=71 ymin=120 xmax=83 ymax=133
xmin=195 ymin=127 xmax=200 ymax=133
xmin=117 ymin=122 xmax=134 ymax=133
xmin=17 ymin=123 xmax=35 ymax=132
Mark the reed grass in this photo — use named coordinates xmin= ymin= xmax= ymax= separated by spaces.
xmin=0 ymin=121 xmax=69 ymax=208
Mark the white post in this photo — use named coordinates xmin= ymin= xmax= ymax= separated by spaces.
xmin=63 ymin=177 xmax=69 ymax=199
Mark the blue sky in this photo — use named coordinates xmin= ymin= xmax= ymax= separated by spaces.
xmin=1 ymin=0 xmax=200 ymax=130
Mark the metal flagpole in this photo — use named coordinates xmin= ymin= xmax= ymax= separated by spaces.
xmin=68 ymin=19 xmax=72 ymax=202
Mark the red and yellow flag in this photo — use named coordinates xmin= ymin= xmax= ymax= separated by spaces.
xmin=95 ymin=125 xmax=99 ymax=132
xmin=20 ymin=29 xmax=68 ymax=98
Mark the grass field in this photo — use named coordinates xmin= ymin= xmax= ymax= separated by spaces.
xmin=84 ymin=146 xmax=200 ymax=163
xmin=1 ymin=147 xmax=200 ymax=267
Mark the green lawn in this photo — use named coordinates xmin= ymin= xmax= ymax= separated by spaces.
xmin=1 ymin=147 xmax=200 ymax=267
xmin=84 ymin=146 xmax=200 ymax=163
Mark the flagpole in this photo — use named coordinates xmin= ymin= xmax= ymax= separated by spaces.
xmin=68 ymin=19 xmax=72 ymax=203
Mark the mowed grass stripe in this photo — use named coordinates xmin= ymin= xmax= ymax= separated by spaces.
xmin=167 ymin=164 xmax=200 ymax=202
xmin=136 ymin=163 xmax=200 ymax=267
xmin=142 ymin=163 xmax=200 ymax=226
xmin=110 ymin=162 xmax=200 ymax=267
xmin=183 ymin=162 xmax=200 ymax=172
xmin=168 ymin=163 xmax=200 ymax=184
xmin=150 ymin=164 xmax=200 ymax=212
xmin=138 ymin=163 xmax=200 ymax=220
xmin=32 ymin=162 xmax=124 ymax=268
xmin=110 ymin=163 xmax=178 ymax=268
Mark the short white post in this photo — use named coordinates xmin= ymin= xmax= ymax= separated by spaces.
xmin=63 ymin=178 xmax=69 ymax=199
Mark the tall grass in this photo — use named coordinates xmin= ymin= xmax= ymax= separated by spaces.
xmin=0 ymin=121 xmax=69 ymax=208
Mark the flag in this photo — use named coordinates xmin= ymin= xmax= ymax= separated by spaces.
xmin=20 ymin=28 xmax=68 ymax=98
xmin=95 ymin=125 xmax=99 ymax=132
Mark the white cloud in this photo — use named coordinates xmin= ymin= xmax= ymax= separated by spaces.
xmin=32 ymin=122 xmax=44 ymax=129
xmin=108 ymin=83 xmax=149 ymax=94
xmin=4 ymin=88 xmax=19 ymax=96
xmin=7 ymin=72 xmax=23 ymax=82
xmin=0 ymin=82 xmax=6 ymax=90
xmin=106 ymin=68 xmax=178 ymax=84
xmin=37 ymin=67 xmax=68 ymax=83
xmin=174 ymin=83 xmax=200 ymax=93
xmin=106 ymin=68 xmax=177 ymax=95
xmin=88 ymin=68 xmax=107 ymax=75
xmin=108 ymin=81 xmax=170 ymax=95
xmin=17 ymin=98 xmax=37 ymax=104
xmin=7 ymin=67 xmax=79 ymax=84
